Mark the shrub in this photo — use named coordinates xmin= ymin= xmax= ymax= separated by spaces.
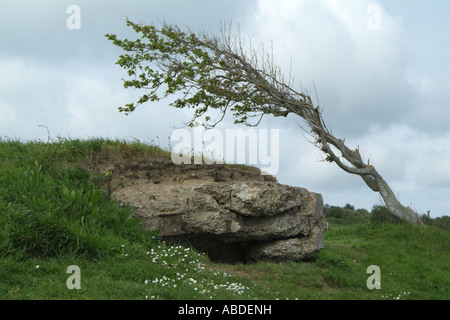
xmin=344 ymin=203 xmax=355 ymax=211
xmin=0 ymin=159 xmax=156 ymax=260
xmin=421 ymin=214 xmax=450 ymax=231
xmin=370 ymin=205 xmax=403 ymax=225
xmin=355 ymin=208 xmax=369 ymax=216
xmin=325 ymin=206 xmax=347 ymax=219
xmin=420 ymin=211 xmax=434 ymax=226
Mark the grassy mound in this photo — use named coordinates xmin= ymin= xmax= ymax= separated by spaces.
xmin=0 ymin=138 xmax=448 ymax=300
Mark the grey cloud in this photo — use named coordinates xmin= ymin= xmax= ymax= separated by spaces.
xmin=0 ymin=0 xmax=257 ymax=65
xmin=243 ymin=0 xmax=418 ymax=136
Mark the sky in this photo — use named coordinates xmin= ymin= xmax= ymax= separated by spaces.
xmin=0 ymin=0 xmax=449 ymax=217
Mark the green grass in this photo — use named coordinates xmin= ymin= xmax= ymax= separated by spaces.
xmin=0 ymin=138 xmax=448 ymax=300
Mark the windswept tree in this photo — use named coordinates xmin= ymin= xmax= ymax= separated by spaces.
xmin=106 ymin=19 xmax=424 ymax=226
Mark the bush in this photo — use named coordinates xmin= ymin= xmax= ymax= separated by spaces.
xmin=325 ymin=206 xmax=348 ymax=219
xmin=0 ymin=160 xmax=156 ymax=260
xmin=355 ymin=208 xmax=369 ymax=216
xmin=344 ymin=203 xmax=355 ymax=211
xmin=370 ymin=205 xmax=403 ymax=225
xmin=420 ymin=211 xmax=434 ymax=226
xmin=421 ymin=213 xmax=450 ymax=231
xmin=433 ymin=216 xmax=450 ymax=230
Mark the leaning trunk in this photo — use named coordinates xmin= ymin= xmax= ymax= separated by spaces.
xmin=312 ymin=119 xmax=424 ymax=227
xmin=373 ymin=173 xmax=424 ymax=226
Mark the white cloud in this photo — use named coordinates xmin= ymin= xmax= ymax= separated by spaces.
xmin=0 ymin=59 xmax=67 ymax=140
xmin=272 ymin=123 xmax=450 ymax=215
xmin=408 ymin=77 xmax=450 ymax=132
xmin=244 ymin=0 xmax=415 ymax=135
xmin=235 ymin=0 xmax=450 ymax=216
xmin=341 ymin=125 xmax=450 ymax=213
xmin=0 ymin=58 xmax=189 ymax=144
xmin=417 ymin=158 xmax=450 ymax=189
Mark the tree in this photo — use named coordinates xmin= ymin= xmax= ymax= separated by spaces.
xmin=344 ymin=203 xmax=355 ymax=211
xmin=105 ymin=19 xmax=424 ymax=226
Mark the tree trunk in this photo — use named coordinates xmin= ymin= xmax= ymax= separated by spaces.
xmin=315 ymin=125 xmax=424 ymax=227
xmin=373 ymin=173 xmax=424 ymax=226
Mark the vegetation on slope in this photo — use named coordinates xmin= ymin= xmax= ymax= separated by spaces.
xmin=0 ymin=138 xmax=448 ymax=300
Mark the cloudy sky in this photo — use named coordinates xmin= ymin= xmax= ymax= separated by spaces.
xmin=1 ymin=0 xmax=449 ymax=217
